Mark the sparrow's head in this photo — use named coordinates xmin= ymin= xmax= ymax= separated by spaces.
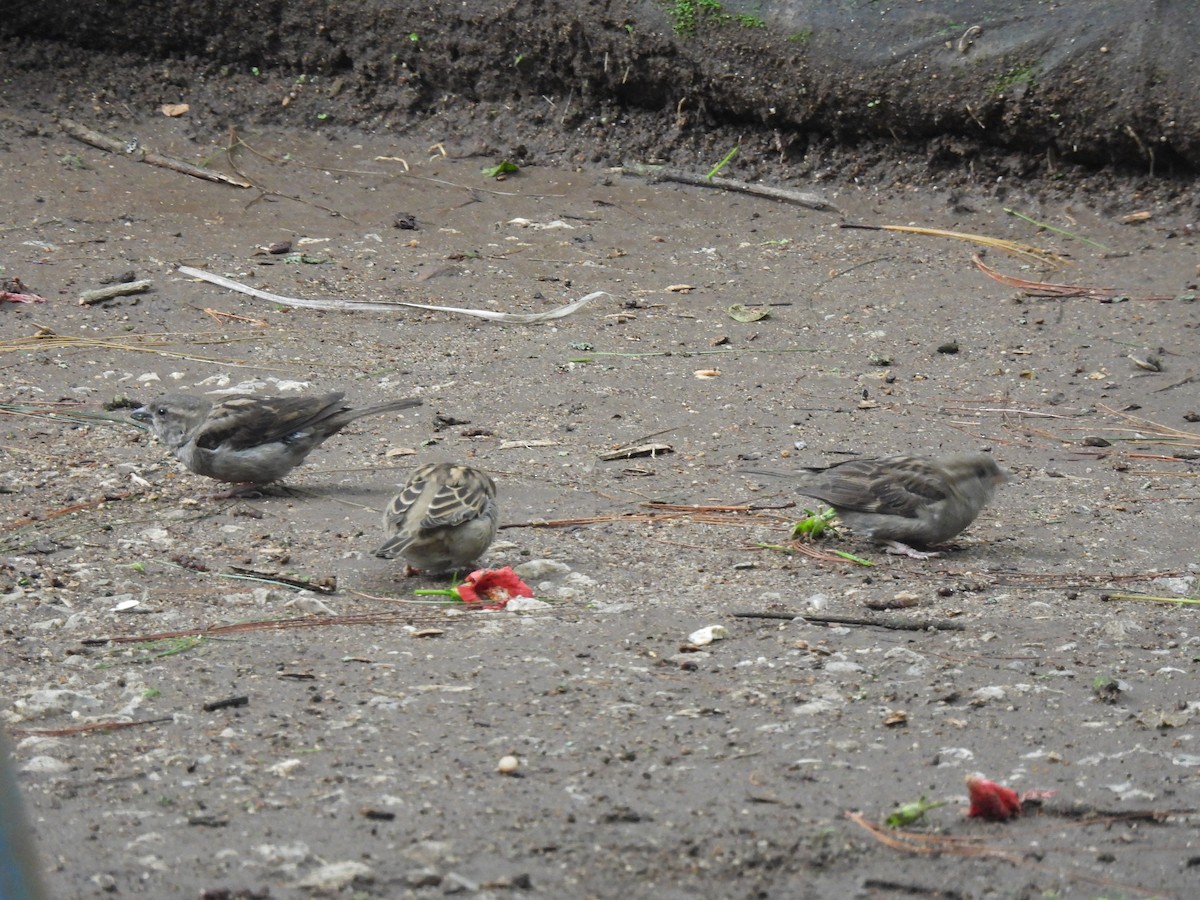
xmin=131 ymin=394 xmax=210 ymax=448
xmin=942 ymin=452 xmax=1007 ymax=500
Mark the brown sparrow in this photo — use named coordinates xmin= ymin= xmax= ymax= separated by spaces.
xmin=746 ymin=452 xmax=1006 ymax=558
xmin=132 ymin=391 xmax=422 ymax=491
xmin=375 ymin=462 xmax=498 ymax=573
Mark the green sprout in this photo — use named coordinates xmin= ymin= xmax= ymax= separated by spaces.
xmin=991 ymin=65 xmax=1036 ymax=96
xmin=482 ymin=160 xmax=519 ymax=178
xmin=706 ymin=145 xmax=738 ymax=179
xmin=667 ymin=0 xmax=724 ymax=36
xmin=791 ymin=507 xmax=836 ymax=540
xmin=885 ymin=796 xmax=947 ymax=828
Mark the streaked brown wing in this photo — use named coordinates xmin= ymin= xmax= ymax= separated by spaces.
xmin=800 ymin=457 xmax=947 ymax=518
xmin=196 ymin=393 xmax=346 ymax=450
xmin=420 ymin=466 xmax=496 ymax=529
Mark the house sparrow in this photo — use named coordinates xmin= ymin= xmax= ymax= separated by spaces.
xmin=746 ymin=452 xmax=1006 ymax=558
xmin=132 ymin=391 xmax=422 ymax=491
xmin=375 ymin=462 xmax=498 ymax=573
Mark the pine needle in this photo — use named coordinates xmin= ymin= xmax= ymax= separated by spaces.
xmin=841 ymin=223 xmax=1068 ymax=267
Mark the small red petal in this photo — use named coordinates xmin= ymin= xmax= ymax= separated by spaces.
xmin=454 ymin=568 xmax=532 ymax=606
xmin=965 ymin=775 xmax=1022 ymax=821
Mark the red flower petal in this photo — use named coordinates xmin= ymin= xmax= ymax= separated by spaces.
xmin=453 ymin=567 xmax=533 ymax=609
xmin=965 ymin=774 xmax=1022 ymax=821
xmin=455 ymin=582 xmax=481 ymax=604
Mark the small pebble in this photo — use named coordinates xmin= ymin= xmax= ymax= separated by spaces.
xmin=497 ymin=754 xmax=520 ymax=775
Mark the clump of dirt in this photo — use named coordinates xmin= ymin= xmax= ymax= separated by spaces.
xmin=5 ymin=0 xmax=1200 ymax=190
xmin=2 ymin=3 xmax=1200 ymax=898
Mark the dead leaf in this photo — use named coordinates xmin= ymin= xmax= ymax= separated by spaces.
xmin=161 ymin=103 xmax=190 ymax=117
xmin=728 ymin=303 xmax=769 ymax=323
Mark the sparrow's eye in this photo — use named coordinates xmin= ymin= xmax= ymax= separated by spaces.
xmin=156 ymin=406 xmax=168 ymax=416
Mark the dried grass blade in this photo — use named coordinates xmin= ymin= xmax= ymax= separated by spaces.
xmin=842 ymin=224 xmax=1067 ymax=266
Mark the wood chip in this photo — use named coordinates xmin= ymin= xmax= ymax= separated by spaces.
xmin=498 ymin=439 xmax=561 ymax=450
xmin=599 ymin=442 xmax=674 ymax=461
xmin=78 ymin=279 xmax=153 ymax=306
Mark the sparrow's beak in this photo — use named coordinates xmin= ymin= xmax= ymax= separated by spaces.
xmin=130 ymin=406 xmax=151 ymax=423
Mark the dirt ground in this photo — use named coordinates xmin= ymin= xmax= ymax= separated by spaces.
xmin=4 ymin=9 xmax=1200 ymax=900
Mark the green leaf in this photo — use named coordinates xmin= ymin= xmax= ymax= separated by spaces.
xmin=482 ymin=160 xmax=519 ymax=178
xmin=885 ymin=797 xmax=946 ymax=828
xmin=791 ymin=507 xmax=835 ymax=538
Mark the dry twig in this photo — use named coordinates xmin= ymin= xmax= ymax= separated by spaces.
xmin=59 ymin=118 xmax=250 ymax=188
xmin=733 ymin=611 xmax=964 ymax=631
xmin=615 ymin=163 xmax=840 ymax=213
xmin=10 ymin=717 xmax=174 ymax=738
xmin=973 ymin=254 xmax=1174 ymax=300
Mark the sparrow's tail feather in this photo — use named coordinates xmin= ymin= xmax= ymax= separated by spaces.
xmin=373 ymin=533 xmax=411 ymax=559
xmin=741 ymin=468 xmax=792 ymax=479
xmin=345 ymin=397 xmax=423 ymax=420
xmin=322 ymin=397 xmax=423 ymax=433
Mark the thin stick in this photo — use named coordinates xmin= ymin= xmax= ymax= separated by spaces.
xmin=846 ymin=811 xmax=1171 ymax=896
xmin=78 ymin=279 xmax=153 ymax=306
xmin=571 ymin=347 xmax=819 ymax=360
xmin=10 ymin=717 xmax=175 ymax=738
xmin=59 ymin=117 xmax=251 ymax=188
xmin=1101 ymin=592 xmax=1200 ymax=606
xmin=224 ymin=128 xmax=353 ymax=221
xmin=733 ymin=611 xmax=964 ymax=631
xmin=85 ymin=608 xmax=465 ymax=645
xmin=614 ymin=163 xmax=840 ymax=213
xmin=2 ymin=490 xmax=139 ymax=531
xmin=1003 ymin=207 xmax=1113 ymax=252
xmin=643 ymin=501 xmax=796 ymax=513
xmin=941 ymin=404 xmax=1079 ymax=419
xmin=973 ymin=254 xmax=1173 ymax=300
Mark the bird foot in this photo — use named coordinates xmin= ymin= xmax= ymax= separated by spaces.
xmin=883 ymin=540 xmax=941 ymax=560
xmin=206 ymin=482 xmax=267 ymax=500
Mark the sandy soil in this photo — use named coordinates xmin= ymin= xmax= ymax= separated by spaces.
xmin=2 ymin=69 xmax=1200 ymax=900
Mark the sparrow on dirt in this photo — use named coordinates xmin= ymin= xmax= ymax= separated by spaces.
xmin=746 ymin=452 xmax=1006 ymax=558
xmin=374 ymin=462 xmax=499 ymax=573
xmin=132 ymin=391 xmax=422 ymax=492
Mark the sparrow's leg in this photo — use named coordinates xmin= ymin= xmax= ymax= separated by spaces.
xmin=882 ymin=540 xmax=941 ymax=560
xmin=207 ymin=482 xmax=267 ymax=500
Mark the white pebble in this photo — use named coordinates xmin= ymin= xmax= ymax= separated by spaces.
xmin=497 ymin=755 xmax=520 ymax=775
